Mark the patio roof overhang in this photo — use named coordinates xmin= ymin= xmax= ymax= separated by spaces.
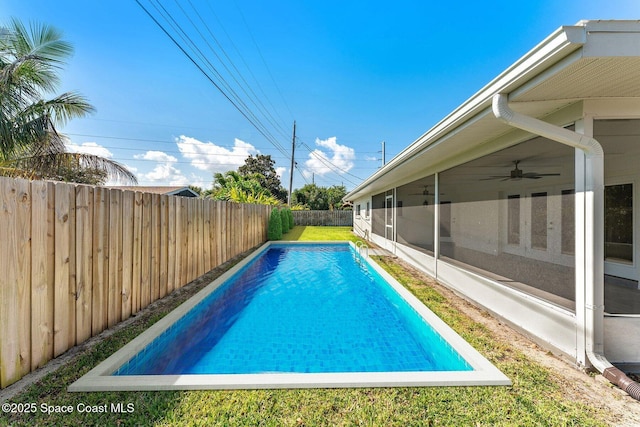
xmin=345 ymin=20 xmax=640 ymax=201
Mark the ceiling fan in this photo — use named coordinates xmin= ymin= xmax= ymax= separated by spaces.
xmin=407 ymin=185 xmax=444 ymax=206
xmin=408 ymin=185 xmax=443 ymax=197
xmin=483 ymin=160 xmax=560 ymax=181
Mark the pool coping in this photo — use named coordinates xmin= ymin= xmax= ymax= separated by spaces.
xmin=69 ymin=241 xmax=510 ymax=391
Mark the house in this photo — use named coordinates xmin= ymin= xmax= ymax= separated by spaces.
xmin=107 ymin=186 xmax=200 ymax=197
xmin=346 ymin=20 xmax=640 ymax=382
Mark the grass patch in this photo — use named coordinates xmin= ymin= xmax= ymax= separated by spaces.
xmin=1 ymin=229 xmax=612 ymax=426
xmin=282 ymin=225 xmax=358 ymax=242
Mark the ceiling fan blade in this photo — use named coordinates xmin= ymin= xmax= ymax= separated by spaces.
xmin=522 ymin=173 xmax=542 ymax=179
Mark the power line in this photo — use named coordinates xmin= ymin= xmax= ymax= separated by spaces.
xmin=232 ymin=0 xmax=295 ymax=121
xmin=135 ymin=0 xmax=290 ymax=159
xmin=179 ymin=0 xmax=291 ymax=141
xmin=134 ymin=0 xmax=366 ymax=189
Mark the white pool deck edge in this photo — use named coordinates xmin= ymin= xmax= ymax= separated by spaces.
xmin=69 ymin=241 xmax=510 ymax=391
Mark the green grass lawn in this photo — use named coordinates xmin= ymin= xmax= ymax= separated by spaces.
xmin=0 ymin=227 xmax=613 ymax=426
xmin=282 ymin=225 xmax=359 ymax=242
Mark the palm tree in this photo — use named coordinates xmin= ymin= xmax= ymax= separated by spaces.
xmin=0 ymin=19 xmax=136 ymax=184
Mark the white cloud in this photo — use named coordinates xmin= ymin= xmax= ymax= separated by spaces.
xmin=143 ymin=163 xmax=189 ymax=186
xmin=176 ymin=135 xmax=258 ymax=173
xmin=364 ymin=155 xmax=378 ymax=161
xmin=303 ymin=137 xmax=355 ymax=178
xmin=275 ymin=166 xmax=286 ymax=179
xmin=134 ymin=149 xmax=189 ymax=185
xmin=66 ymin=141 xmax=113 ymax=158
xmin=134 ymin=151 xmax=177 ymax=163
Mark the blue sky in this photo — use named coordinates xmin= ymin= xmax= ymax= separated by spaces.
xmin=3 ymin=0 xmax=638 ymax=192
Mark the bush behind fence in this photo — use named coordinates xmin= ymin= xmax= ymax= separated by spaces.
xmin=292 ymin=210 xmax=353 ymax=226
xmin=0 ymin=177 xmax=271 ymax=388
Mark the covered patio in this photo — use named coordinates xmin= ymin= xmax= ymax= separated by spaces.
xmin=347 ymin=21 xmax=640 ymax=373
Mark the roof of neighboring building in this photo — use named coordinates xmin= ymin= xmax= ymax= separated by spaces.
xmin=107 ymin=186 xmax=200 ymax=197
xmin=345 ymin=20 xmax=640 ymax=200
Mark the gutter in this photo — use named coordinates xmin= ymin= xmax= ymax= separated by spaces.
xmin=492 ymin=93 xmax=640 ymax=401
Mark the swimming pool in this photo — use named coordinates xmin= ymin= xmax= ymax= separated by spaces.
xmin=70 ymin=242 xmax=510 ymax=391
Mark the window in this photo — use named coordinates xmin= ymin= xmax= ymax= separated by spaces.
xmin=507 ymin=195 xmax=520 ymax=245
xmin=605 ymin=183 xmax=633 ymax=264
xmin=356 ymin=204 xmax=361 ymax=217
xmin=531 ymin=192 xmax=547 ymax=250
xmin=366 ymin=202 xmax=370 ymax=218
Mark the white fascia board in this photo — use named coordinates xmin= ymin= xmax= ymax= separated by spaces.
xmin=582 ymin=20 xmax=640 ymax=57
xmin=345 ymin=24 xmax=586 ymax=201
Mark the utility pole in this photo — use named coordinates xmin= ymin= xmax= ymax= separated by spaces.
xmin=381 ymin=140 xmax=386 ymax=167
xmin=288 ymin=120 xmax=296 ymax=206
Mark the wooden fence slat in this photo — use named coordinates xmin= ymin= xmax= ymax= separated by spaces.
xmin=195 ymin=199 xmax=202 ymax=277
xmin=53 ymin=183 xmax=73 ymax=357
xmin=159 ymin=195 xmax=168 ymax=299
xmin=226 ymin=203 xmax=233 ymax=259
xmin=189 ymin=199 xmax=195 ymax=277
xmin=203 ymin=200 xmax=210 ymax=273
xmin=75 ymin=185 xmax=93 ymax=344
xmin=16 ymin=180 xmax=31 ymax=375
xmin=107 ymin=190 xmax=122 ymax=327
xmin=91 ymin=187 xmax=108 ymax=335
xmin=131 ymin=192 xmax=143 ymax=314
xmin=30 ymin=181 xmax=54 ymax=370
xmin=68 ymin=185 xmax=77 ymax=349
xmin=0 ymin=179 xmax=31 ymax=387
xmin=180 ymin=197 xmax=189 ymax=287
xmin=174 ymin=197 xmax=183 ymax=289
xmin=121 ymin=190 xmax=134 ymax=320
xmin=140 ymin=193 xmax=152 ymax=307
xmin=185 ymin=198 xmax=198 ymax=283
xmin=167 ymin=197 xmax=176 ymax=294
xmin=214 ymin=201 xmax=222 ymax=266
xmin=150 ymin=194 xmax=160 ymax=302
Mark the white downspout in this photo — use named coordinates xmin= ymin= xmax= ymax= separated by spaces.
xmin=492 ymin=93 xmax=640 ymax=400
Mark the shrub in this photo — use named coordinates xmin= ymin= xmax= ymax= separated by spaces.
xmin=280 ymin=208 xmax=290 ymax=233
xmin=287 ymin=208 xmax=294 ymax=229
xmin=267 ymin=208 xmax=282 ymax=240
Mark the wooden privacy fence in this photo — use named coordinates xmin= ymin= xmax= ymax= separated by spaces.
xmin=292 ymin=210 xmax=353 ymax=226
xmin=0 ymin=177 xmax=271 ymax=388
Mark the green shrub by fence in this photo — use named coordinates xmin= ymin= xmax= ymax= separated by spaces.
xmin=267 ymin=208 xmax=283 ymax=240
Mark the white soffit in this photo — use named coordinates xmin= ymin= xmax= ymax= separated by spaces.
xmin=514 ymin=57 xmax=640 ymax=102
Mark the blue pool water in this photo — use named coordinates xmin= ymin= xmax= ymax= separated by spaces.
xmin=114 ymin=243 xmax=472 ymax=375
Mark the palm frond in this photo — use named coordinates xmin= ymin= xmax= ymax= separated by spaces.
xmin=1 ymin=151 xmax=137 ymax=185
